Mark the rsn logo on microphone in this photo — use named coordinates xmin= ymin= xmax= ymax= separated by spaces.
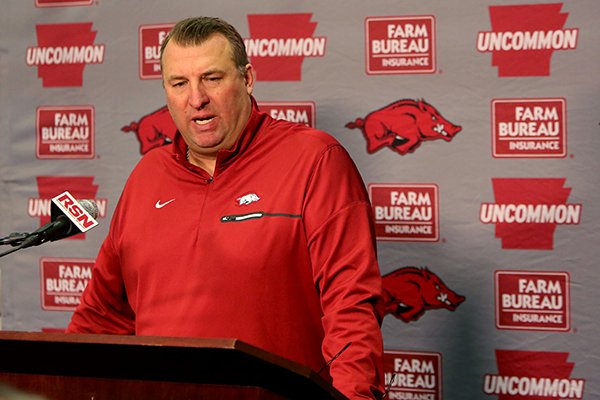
xmin=52 ymin=191 xmax=98 ymax=232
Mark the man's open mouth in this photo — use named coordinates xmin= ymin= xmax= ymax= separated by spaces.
xmin=193 ymin=116 xmax=215 ymax=125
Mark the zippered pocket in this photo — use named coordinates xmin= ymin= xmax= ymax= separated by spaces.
xmin=220 ymin=212 xmax=302 ymax=223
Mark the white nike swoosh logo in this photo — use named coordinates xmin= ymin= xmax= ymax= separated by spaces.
xmin=155 ymin=199 xmax=175 ymax=209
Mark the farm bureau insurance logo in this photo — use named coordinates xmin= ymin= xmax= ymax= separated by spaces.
xmin=483 ymin=350 xmax=585 ymax=399
xmin=41 ymin=257 xmax=94 ymax=311
xmin=36 ymin=105 xmax=95 ymax=159
xmin=139 ymin=23 xmax=175 ymax=79
xmin=477 ymin=3 xmax=578 ymax=77
xmin=26 ymin=23 xmax=105 ymax=87
xmin=492 ymin=98 xmax=567 ymax=158
xmin=495 ymin=270 xmax=570 ymax=332
xmin=384 ymin=350 xmax=442 ymax=400
xmin=480 ymin=178 xmax=581 ymax=250
xmin=257 ymin=101 xmax=316 ymax=128
xmin=245 ymin=13 xmax=326 ymax=81
xmin=28 ymin=176 xmax=107 ymax=240
xmin=369 ymin=184 xmax=439 ymax=242
xmin=365 ymin=15 xmax=436 ymax=74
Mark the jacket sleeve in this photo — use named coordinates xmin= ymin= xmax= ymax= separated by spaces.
xmin=303 ymin=144 xmax=385 ymax=399
xmin=66 ymin=227 xmax=136 ymax=334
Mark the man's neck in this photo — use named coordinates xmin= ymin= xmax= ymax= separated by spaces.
xmin=187 ymin=147 xmax=216 ymax=176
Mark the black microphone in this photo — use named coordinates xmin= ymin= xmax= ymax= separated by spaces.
xmin=20 ymin=194 xmax=99 ymax=249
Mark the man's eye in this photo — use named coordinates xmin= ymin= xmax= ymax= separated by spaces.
xmin=172 ymin=81 xmax=185 ymax=87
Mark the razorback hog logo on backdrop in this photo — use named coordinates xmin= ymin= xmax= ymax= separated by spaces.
xmin=346 ymin=99 xmax=461 ymax=155
xmin=27 ymin=176 xmax=107 ymax=240
xmin=244 ymin=13 xmax=326 ymax=81
xmin=477 ymin=3 xmax=578 ymax=77
xmin=26 ymin=23 xmax=105 ymax=87
xmin=480 ymin=178 xmax=582 ymax=250
xmin=483 ymin=350 xmax=585 ymax=399
xmin=381 ymin=267 xmax=465 ymax=322
xmin=122 ymin=106 xmax=177 ymax=155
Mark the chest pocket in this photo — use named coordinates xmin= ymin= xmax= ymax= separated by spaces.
xmin=221 ymin=212 xmax=302 ymax=223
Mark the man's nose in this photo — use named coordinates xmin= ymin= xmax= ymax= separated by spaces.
xmin=188 ymin=83 xmax=209 ymax=108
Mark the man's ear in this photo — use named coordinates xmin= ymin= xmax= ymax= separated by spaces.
xmin=244 ymin=64 xmax=255 ymax=95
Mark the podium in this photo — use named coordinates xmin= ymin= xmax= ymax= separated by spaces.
xmin=0 ymin=331 xmax=346 ymax=400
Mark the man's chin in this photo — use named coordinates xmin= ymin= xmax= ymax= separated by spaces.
xmin=188 ymin=138 xmax=230 ymax=157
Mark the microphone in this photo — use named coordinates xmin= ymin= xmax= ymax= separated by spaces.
xmin=20 ymin=191 xmax=99 ymax=249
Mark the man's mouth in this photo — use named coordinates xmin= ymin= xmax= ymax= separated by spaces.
xmin=193 ymin=116 xmax=215 ymax=125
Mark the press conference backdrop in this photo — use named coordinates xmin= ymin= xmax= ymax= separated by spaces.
xmin=1 ymin=1 xmax=599 ymax=399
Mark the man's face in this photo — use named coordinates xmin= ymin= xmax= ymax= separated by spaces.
xmin=161 ymin=34 xmax=254 ymax=160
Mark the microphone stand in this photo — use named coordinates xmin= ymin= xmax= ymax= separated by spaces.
xmin=0 ymin=229 xmax=47 ymax=258
xmin=0 ymin=245 xmax=25 ymax=258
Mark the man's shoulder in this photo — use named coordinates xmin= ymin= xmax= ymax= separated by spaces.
xmin=129 ymin=143 xmax=175 ymax=177
xmin=262 ymin=116 xmax=341 ymax=152
xmin=141 ymin=142 xmax=175 ymax=161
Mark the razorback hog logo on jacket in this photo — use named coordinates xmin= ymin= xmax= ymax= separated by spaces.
xmin=381 ymin=267 xmax=465 ymax=322
xmin=236 ymin=193 xmax=260 ymax=206
xmin=122 ymin=106 xmax=177 ymax=155
xmin=346 ymin=99 xmax=461 ymax=155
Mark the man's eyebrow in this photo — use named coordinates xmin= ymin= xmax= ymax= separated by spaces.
xmin=165 ymin=69 xmax=225 ymax=81
xmin=201 ymin=68 xmax=225 ymax=76
xmin=165 ymin=74 xmax=187 ymax=81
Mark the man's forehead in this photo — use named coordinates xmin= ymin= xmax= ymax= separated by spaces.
xmin=162 ymin=36 xmax=236 ymax=74
xmin=167 ymin=33 xmax=230 ymax=54
xmin=164 ymin=35 xmax=234 ymax=61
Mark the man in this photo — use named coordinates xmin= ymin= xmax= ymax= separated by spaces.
xmin=68 ymin=17 xmax=385 ymax=399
